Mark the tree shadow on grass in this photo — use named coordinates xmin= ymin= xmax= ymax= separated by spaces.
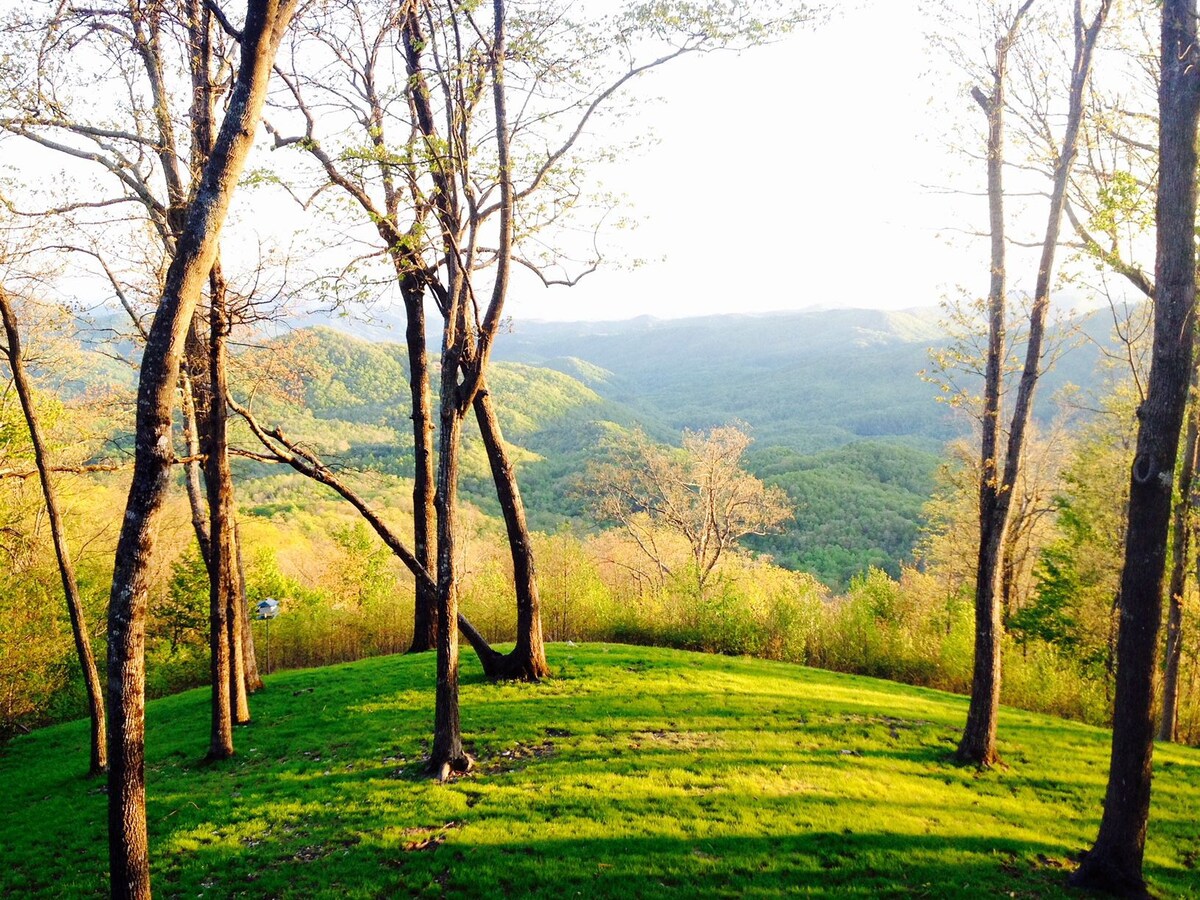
xmin=160 ymin=826 xmax=1083 ymax=899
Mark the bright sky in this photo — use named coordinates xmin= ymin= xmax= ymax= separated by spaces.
xmin=505 ymin=0 xmax=981 ymax=322
xmin=0 ymin=0 xmax=1003 ymax=326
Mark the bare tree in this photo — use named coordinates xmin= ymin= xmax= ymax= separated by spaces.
xmin=1071 ymin=1 xmax=1200 ymax=888
xmin=0 ymin=286 xmax=107 ymax=776
xmin=957 ymin=0 xmax=1111 ymax=767
xmin=103 ymin=1 xmax=298 ymax=895
xmin=583 ymin=426 xmax=792 ymax=598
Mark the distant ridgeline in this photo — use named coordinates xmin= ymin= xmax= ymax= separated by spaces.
xmin=276 ymin=305 xmax=1114 ymax=589
xmin=58 ymin=305 xmax=1115 ymax=590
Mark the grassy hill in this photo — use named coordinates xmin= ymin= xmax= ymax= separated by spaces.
xmin=3 ymin=644 xmax=1197 ymax=897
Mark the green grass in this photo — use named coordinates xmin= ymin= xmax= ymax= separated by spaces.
xmin=2 ymin=644 xmax=1198 ymax=898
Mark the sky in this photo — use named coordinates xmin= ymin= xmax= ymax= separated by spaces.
xmin=0 ymin=0 xmax=1019 ymax=326
xmin=503 ymin=0 xmax=982 ymax=322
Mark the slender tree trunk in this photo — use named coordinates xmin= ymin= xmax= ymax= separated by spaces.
xmin=0 ymin=291 xmax=107 ymax=776
xmin=430 ymin=380 xmax=472 ymax=779
xmin=402 ymin=283 xmax=438 ymax=653
xmin=186 ymin=0 xmax=251 ymax=729
xmin=960 ymin=0 xmax=1109 ymax=766
xmin=1159 ymin=393 xmax=1198 ymax=743
xmin=180 ymin=363 xmax=212 ymax=564
xmin=208 ymin=266 xmax=250 ymax=727
xmin=106 ymin=3 xmax=296 ymax=895
xmin=1071 ymin=1 xmax=1200 ymax=892
xmin=457 ymin=385 xmax=549 ymax=681
xmin=236 ymin=523 xmax=264 ymax=691
xmin=958 ymin=2 xmax=1024 ymax=767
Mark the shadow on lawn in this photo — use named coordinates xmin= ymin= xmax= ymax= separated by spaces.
xmin=5 ymin=646 xmax=1198 ymax=898
xmin=160 ymin=825 xmax=1080 ymax=899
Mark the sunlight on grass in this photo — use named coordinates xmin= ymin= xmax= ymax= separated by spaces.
xmin=2 ymin=644 xmax=1198 ymax=897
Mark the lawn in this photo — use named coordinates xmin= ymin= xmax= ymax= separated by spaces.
xmin=2 ymin=644 xmax=1198 ymax=898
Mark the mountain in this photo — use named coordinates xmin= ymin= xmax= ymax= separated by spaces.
xmin=53 ymin=304 xmax=1120 ymax=588
xmin=242 ymin=305 xmax=1118 ymax=587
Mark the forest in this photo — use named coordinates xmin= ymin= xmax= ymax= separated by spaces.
xmin=1 ymin=0 xmax=1200 ymax=897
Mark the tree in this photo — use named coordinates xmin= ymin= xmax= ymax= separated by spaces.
xmin=1159 ymin=385 xmax=1198 ymax=742
xmin=583 ymin=425 xmax=792 ymax=597
xmin=955 ymin=0 xmax=1111 ymax=767
xmin=1071 ymin=0 xmax=1200 ymax=890
xmin=263 ymin=0 xmax=813 ymax=692
xmin=0 ymin=0 xmax=264 ymax=745
xmin=0 ymin=285 xmax=107 ymax=776
xmin=103 ymin=0 xmax=298 ymax=895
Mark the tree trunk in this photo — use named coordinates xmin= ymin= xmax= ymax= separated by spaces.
xmin=958 ymin=2 xmax=1025 ymax=767
xmin=236 ymin=523 xmax=264 ymax=691
xmin=1070 ymin=1 xmax=1200 ymax=892
xmin=186 ymin=0 xmax=250 ymax=730
xmin=1159 ymin=393 xmax=1198 ymax=743
xmin=458 ymin=385 xmax=550 ymax=681
xmin=429 ymin=379 xmax=473 ymax=779
xmin=959 ymin=501 xmax=1007 ymax=765
xmin=402 ymin=283 xmax=438 ymax=653
xmin=180 ymin=361 xmax=212 ymax=564
xmin=0 ymin=291 xmax=108 ymax=777
xmin=106 ymin=3 xmax=296 ymax=895
xmin=960 ymin=0 xmax=1109 ymax=766
xmin=208 ymin=266 xmax=250 ymax=727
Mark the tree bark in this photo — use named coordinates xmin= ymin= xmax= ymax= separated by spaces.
xmin=1159 ymin=390 xmax=1198 ymax=743
xmin=235 ymin=522 xmax=264 ymax=691
xmin=106 ymin=2 xmax=296 ymax=895
xmin=180 ymin=360 xmax=212 ymax=564
xmin=429 ymin=370 xmax=473 ymax=779
xmin=459 ymin=385 xmax=550 ymax=681
xmin=960 ymin=0 xmax=1109 ymax=766
xmin=1071 ymin=0 xmax=1200 ymax=892
xmin=402 ymin=282 xmax=438 ymax=653
xmin=207 ymin=265 xmax=250 ymax=732
xmin=0 ymin=291 xmax=108 ymax=777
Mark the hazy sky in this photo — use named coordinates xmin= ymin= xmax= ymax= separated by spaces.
xmin=505 ymin=0 xmax=981 ymax=322
xmin=2 ymin=0 xmax=995 ymax=325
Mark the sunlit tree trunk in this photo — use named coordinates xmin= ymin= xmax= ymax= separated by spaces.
xmin=1071 ymin=0 xmax=1200 ymax=891
xmin=1160 ymin=392 xmax=1198 ymax=743
xmin=106 ymin=2 xmax=297 ymax=895
xmin=235 ymin=523 xmax=264 ymax=691
xmin=958 ymin=0 xmax=1028 ymax=767
xmin=430 ymin=345 xmax=472 ymax=779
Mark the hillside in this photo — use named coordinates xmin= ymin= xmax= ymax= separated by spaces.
xmin=255 ymin=306 xmax=1119 ymax=585
xmin=55 ymin=305 xmax=1121 ymax=586
xmin=2 ymin=645 xmax=1197 ymax=898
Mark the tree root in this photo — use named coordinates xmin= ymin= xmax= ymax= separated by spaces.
xmin=457 ymin=613 xmax=550 ymax=682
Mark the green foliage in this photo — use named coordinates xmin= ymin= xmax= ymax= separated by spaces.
xmin=159 ymin=544 xmax=210 ymax=653
xmin=746 ymin=441 xmax=939 ymax=589
xmin=3 ymin=646 xmax=1199 ymax=898
xmin=0 ymin=572 xmax=70 ymax=736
